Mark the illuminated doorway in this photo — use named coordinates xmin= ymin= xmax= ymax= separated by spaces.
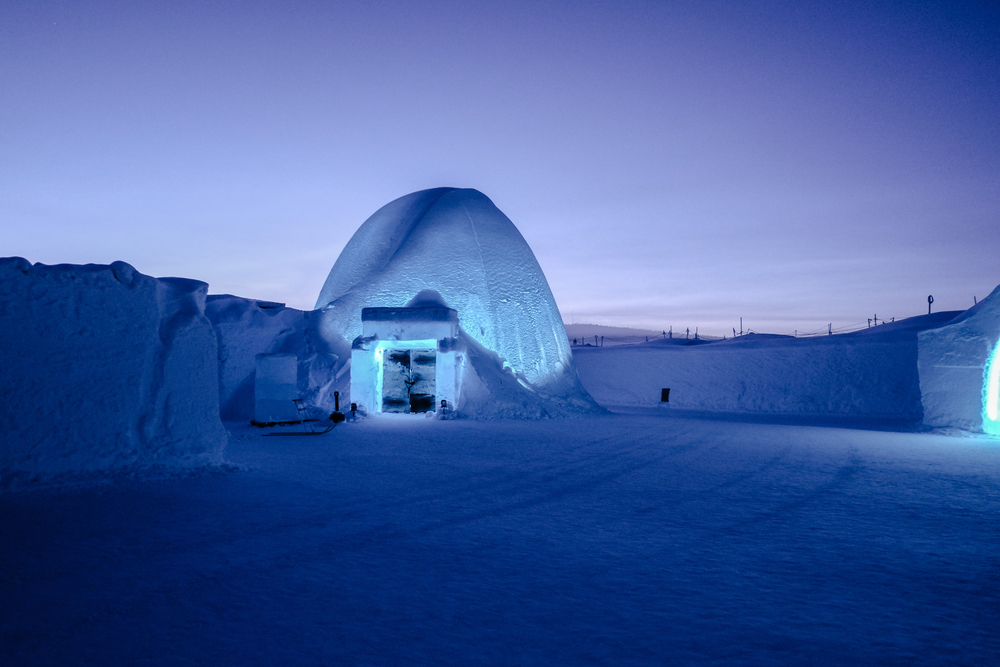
xmin=985 ymin=338 xmax=1000 ymax=435
xmin=381 ymin=348 xmax=437 ymax=414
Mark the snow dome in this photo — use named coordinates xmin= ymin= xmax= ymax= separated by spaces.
xmin=316 ymin=188 xmax=596 ymax=416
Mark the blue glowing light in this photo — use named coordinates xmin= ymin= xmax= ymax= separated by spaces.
xmin=985 ymin=338 xmax=1000 ymax=435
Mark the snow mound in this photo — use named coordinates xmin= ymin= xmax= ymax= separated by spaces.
xmin=206 ymin=295 xmax=340 ymax=422
xmin=455 ymin=330 xmax=598 ymax=419
xmin=918 ymin=283 xmax=1000 ymax=433
xmin=0 ymin=258 xmax=227 ymax=489
xmin=316 ymin=188 xmax=597 ymax=415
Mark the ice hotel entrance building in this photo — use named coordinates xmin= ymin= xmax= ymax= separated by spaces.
xmin=350 ymin=300 xmax=460 ymax=416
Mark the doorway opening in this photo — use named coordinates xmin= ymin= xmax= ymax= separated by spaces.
xmin=985 ymin=338 xmax=1000 ymax=435
xmin=382 ymin=348 xmax=437 ymax=414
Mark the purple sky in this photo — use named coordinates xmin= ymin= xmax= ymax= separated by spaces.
xmin=3 ymin=0 xmax=998 ymax=335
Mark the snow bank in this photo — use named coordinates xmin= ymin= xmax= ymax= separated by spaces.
xmin=918 ymin=284 xmax=1000 ymax=433
xmin=205 ymin=295 xmax=340 ymax=422
xmin=455 ymin=330 xmax=598 ymax=418
xmin=575 ymin=329 xmax=924 ymax=423
xmin=0 ymin=258 xmax=227 ymax=488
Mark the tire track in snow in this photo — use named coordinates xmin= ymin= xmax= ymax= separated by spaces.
xmin=256 ymin=420 xmax=707 ymax=559
xmin=719 ymin=447 xmax=864 ymax=531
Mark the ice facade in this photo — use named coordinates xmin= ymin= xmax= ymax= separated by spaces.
xmin=986 ymin=340 xmax=1000 ymax=434
xmin=918 ymin=283 xmax=1000 ymax=433
xmin=350 ymin=290 xmax=460 ymax=416
xmin=315 ymin=188 xmax=590 ymax=405
xmin=0 ymin=257 xmax=227 ymax=488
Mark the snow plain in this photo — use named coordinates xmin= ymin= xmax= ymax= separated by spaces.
xmin=2 ymin=412 xmax=998 ymax=666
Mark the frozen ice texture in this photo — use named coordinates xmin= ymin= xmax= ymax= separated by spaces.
xmin=316 ymin=188 xmax=596 ymax=412
xmin=254 ymin=353 xmax=299 ymax=422
xmin=206 ymin=295 xmax=340 ymax=422
xmin=573 ymin=290 xmax=1000 ymax=434
xmin=0 ymin=257 xmax=227 ymax=488
xmin=918 ymin=283 xmax=1000 ymax=433
xmin=575 ymin=329 xmax=925 ymax=423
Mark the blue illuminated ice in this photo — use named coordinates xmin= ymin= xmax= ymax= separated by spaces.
xmin=918 ymin=283 xmax=1000 ymax=433
xmin=316 ymin=188 xmax=596 ymax=415
xmin=987 ymin=339 xmax=1000 ymax=434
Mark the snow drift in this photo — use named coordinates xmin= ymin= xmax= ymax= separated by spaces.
xmin=315 ymin=188 xmax=597 ymax=417
xmin=0 ymin=257 xmax=227 ymax=488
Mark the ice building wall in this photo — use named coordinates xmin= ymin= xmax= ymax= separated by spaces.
xmin=574 ymin=330 xmax=925 ymax=424
xmin=351 ymin=291 xmax=460 ymax=416
xmin=205 ymin=295 xmax=340 ymax=423
xmin=574 ymin=287 xmax=1000 ymax=434
xmin=918 ymin=284 xmax=1000 ymax=434
xmin=0 ymin=258 xmax=227 ymax=488
xmin=316 ymin=188 xmax=596 ymax=415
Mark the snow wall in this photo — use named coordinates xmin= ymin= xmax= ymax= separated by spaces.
xmin=576 ymin=293 xmax=1000 ymax=434
xmin=918 ymin=284 xmax=1000 ymax=434
xmin=574 ymin=330 xmax=924 ymax=424
xmin=0 ymin=258 xmax=227 ymax=489
xmin=315 ymin=188 xmax=597 ymax=417
xmin=205 ymin=295 xmax=341 ymax=423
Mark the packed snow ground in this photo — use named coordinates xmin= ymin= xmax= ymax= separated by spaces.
xmin=2 ymin=413 xmax=998 ymax=666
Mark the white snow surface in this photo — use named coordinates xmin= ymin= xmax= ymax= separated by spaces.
xmin=454 ymin=328 xmax=598 ymax=419
xmin=575 ymin=298 xmax=1000 ymax=432
xmin=1 ymin=414 xmax=998 ymax=665
xmin=919 ymin=283 xmax=1000 ymax=432
xmin=205 ymin=295 xmax=340 ymax=422
xmin=0 ymin=258 xmax=226 ymax=488
xmin=315 ymin=188 xmax=590 ymax=405
xmin=575 ymin=330 xmax=924 ymax=423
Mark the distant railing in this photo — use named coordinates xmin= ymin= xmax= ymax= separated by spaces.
xmin=568 ymin=316 xmax=899 ymax=347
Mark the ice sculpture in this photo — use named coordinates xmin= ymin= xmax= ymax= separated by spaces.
xmin=316 ymin=188 xmax=591 ymax=407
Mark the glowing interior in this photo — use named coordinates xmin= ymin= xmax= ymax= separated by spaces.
xmin=986 ymin=338 xmax=1000 ymax=435
xmin=374 ymin=339 xmax=438 ymax=414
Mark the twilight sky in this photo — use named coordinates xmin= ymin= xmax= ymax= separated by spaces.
xmin=2 ymin=0 xmax=998 ymax=335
